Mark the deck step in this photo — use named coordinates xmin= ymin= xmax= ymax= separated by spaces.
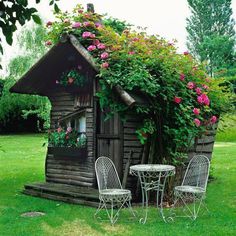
xmin=23 ymin=182 xmax=99 ymax=207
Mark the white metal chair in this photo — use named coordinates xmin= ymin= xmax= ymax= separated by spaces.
xmin=172 ymin=155 xmax=210 ymax=220
xmin=94 ymin=156 xmax=135 ymax=224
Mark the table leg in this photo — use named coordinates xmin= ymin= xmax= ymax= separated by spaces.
xmin=156 ymin=175 xmax=168 ymax=222
xmin=139 ymin=182 xmax=149 ymax=224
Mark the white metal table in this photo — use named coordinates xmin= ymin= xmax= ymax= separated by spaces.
xmin=130 ymin=164 xmax=175 ymax=224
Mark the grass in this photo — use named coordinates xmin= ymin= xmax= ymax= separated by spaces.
xmin=0 ymin=134 xmax=236 ymax=236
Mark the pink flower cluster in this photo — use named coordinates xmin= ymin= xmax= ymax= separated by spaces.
xmin=197 ymin=94 xmax=210 ymax=106
xmin=174 ymin=96 xmax=182 ymax=104
xmin=194 ymin=118 xmax=201 ymax=127
xmin=82 ymin=31 xmax=95 ymax=38
xmin=72 ymin=22 xmax=82 ymax=28
xmin=210 ymin=115 xmax=217 ymax=124
xmin=193 ymin=108 xmax=200 ymax=115
xmin=187 ymin=82 xmax=195 ymax=89
xmin=180 ymin=73 xmax=185 ymax=81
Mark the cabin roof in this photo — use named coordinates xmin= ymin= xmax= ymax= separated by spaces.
xmin=10 ymin=35 xmax=98 ymax=96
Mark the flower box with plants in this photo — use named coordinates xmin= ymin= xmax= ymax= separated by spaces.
xmin=45 ymin=4 xmax=234 ymax=166
xmin=47 ymin=127 xmax=87 ymax=158
xmin=55 ymin=68 xmax=86 ymax=93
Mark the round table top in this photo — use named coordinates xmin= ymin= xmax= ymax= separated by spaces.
xmin=130 ymin=164 xmax=175 ymax=172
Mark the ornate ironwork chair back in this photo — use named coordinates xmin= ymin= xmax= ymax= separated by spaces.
xmin=95 ymin=156 xmax=122 ymax=192
xmin=182 ymin=155 xmax=210 ymax=189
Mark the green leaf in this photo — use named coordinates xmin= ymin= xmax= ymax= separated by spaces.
xmin=6 ymin=33 xmax=13 ymax=45
xmin=0 ymin=44 xmax=3 ymax=54
xmin=54 ymin=3 xmax=60 ymax=13
xmin=49 ymin=0 xmax=54 ymax=6
xmin=32 ymin=15 xmax=42 ymax=25
xmin=36 ymin=0 xmax=41 ymax=3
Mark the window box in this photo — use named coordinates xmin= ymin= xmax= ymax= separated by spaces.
xmin=48 ymin=146 xmax=87 ymax=159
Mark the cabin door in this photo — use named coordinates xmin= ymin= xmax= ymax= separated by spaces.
xmin=96 ymin=105 xmax=123 ymax=178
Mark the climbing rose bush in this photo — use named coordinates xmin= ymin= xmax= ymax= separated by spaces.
xmin=45 ymin=4 xmax=233 ymax=164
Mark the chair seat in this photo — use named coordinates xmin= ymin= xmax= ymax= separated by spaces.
xmin=100 ymin=188 xmax=131 ymax=196
xmin=175 ymin=185 xmax=205 ymax=194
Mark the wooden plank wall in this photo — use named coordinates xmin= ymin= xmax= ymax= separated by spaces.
xmin=122 ymin=115 xmax=143 ymax=190
xmin=175 ymin=124 xmax=218 ymax=185
xmin=45 ymin=91 xmax=95 ymax=187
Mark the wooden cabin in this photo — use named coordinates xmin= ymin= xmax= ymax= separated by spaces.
xmin=10 ymin=35 xmax=145 ymax=206
xmin=10 ymin=34 xmax=217 ymax=206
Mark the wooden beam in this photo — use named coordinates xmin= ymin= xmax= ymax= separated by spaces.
xmin=114 ymin=85 xmax=136 ymax=107
xmin=69 ymin=34 xmax=99 ymax=72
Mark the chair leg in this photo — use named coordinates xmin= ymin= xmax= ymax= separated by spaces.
xmin=172 ymin=191 xmax=207 ymax=220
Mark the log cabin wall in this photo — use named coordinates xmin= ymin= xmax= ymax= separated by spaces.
xmin=122 ymin=114 xmax=143 ymax=191
xmin=175 ymin=124 xmax=218 ymax=186
xmin=45 ymin=91 xmax=96 ymax=187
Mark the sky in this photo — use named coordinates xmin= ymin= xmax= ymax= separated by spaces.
xmin=1 ymin=0 xmax=236 ymax=73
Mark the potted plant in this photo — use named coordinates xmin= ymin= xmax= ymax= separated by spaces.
xmin=56 ymin=69 xmax=86 ymax=93
xmin=47 ymin=127 xmax=87 ymax=158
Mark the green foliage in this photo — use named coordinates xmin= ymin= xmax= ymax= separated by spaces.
xmin=0 ymin=25 xmax=51 ymax=132
xmin=46 ymin=4 xmax=233 ymax=164
xmin=0 ymin=134 xmax=236 ymax=235
xmin=103 ymin=17 xmax=131 ymax=35
xmin=0 ymin=0 xmax=60 ymax=69
xmin=60 ymin=69 xmax=86 ymax=87
xmin=186 ymin=0 xmax=236 ymax=76
xmin=48 ymin=128 xmax=86 ymax=148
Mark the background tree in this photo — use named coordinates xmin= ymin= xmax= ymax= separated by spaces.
xmin=0 ymin=0 xmax=60 ymax=69
xmin=0 ymin=24 xmax=51 ymax=133
xmin=186 ymin=0 xmax=236 ymax=76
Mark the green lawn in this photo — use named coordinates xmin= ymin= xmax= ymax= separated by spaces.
xmin=0 ymin=134 xmax=236 ymax=236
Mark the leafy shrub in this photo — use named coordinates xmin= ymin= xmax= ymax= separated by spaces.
xmin=45 ymin=4 xmax=234 ymax=164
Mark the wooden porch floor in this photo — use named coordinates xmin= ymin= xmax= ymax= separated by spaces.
xmin=23 ymin=182 xmax=99 ymax=207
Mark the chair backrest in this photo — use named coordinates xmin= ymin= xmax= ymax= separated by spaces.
xmin=95 ymin=156 xmax=122 ymax=192
xmin=182 ymin=155 xmax=210 ymax=190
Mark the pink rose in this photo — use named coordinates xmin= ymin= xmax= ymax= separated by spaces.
xmin=210 ymin=115 xmax=217 ymax=124
xmin=132 ymin=37 xmax=139 ymax=42
xmin=64 ymin=19 xmax=70 ymax=24
xmin=97 ymin=43 xmax=106 ymax=49
xmin=46 ymin=21 xmax=53 ymax=27
xmin=45 ymin=40 xmax=52 ymax=46
xmin=72 ymin=22 xmax=81 ymax=28
xmin=184 ymin=51 xmax=189 ymax=55
xmin=180 ymin=73 xmax=185 ymax=81
xmin=194 ymin=118 xmax=201 ymax=127
xmin=193 ymin=108 xmax=200 ymax=115
xmin=57 ymin=127 xmax=62 ymax=133
xmin=174 ymin=96 xmax=182 ymax=104
xmin=95 ymin=22 xmax=102 ymax=28
xmin=83 ymin=21 xmax=91 ymax=27
xmin=68 ymin=77 xmax=74 ymax=84
xmin=82 ymin=31 xmax=92 ymax=38
xmin=93 ymin=39 xmax=100 ymax=46
xmin=202 ymin=84 xmax=209 ymax=90
xmin=187 ymin=82 xmax=195 ymax=89
xmin=100 ymin=52 xmax=109 ymax=59
xmin=90 ymin=33 xmax=96 ymax=38
xmin=128 ymin=51 xmax=135 ymax=55
xmin=197 ymin=94 xmax=210 ymax=106
xmin=55 ymin=80 xmax=59 ymax=84
xmin=101 ymin=62 xmax=109 ymax=69
xmin=66 ymin=127 xmax=72 ymax=133
xmin=78 ymin=9 xmax=83 ymax=14
xmin=87 ymin=45 xmax=96 ymax=51
xmin=195 ymin=87 xmax=202 ymax=95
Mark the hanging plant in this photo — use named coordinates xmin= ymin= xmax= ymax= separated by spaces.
xmin=58 ymin=69 xmax=86 ymax=87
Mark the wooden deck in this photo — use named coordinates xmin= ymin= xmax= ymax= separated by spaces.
xmin=23 ymin=182 xmax=99 ymax=207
